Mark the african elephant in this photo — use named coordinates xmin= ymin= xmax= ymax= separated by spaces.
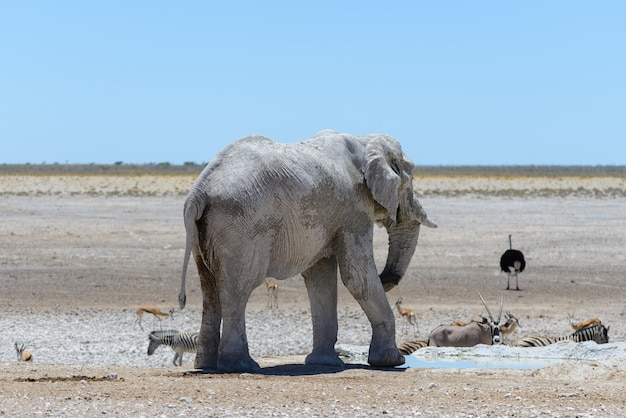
xmin=178 ymin=130 xmax=436 ymax=373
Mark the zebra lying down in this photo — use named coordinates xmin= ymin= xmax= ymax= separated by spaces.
xmin=508 ymin=324 xmax=609 ymax=347
xmin=397 ymin=324 xmax=610 ymax=355
xmin=147 ymin=329 xmax=198 ymax=366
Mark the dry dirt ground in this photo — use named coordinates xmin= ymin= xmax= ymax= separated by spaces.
xmin=1 ymin=171 xmax=626 ymax=416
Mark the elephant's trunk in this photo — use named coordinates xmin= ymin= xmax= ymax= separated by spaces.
xmin=379 ymin=221 xmax=420 ymax=292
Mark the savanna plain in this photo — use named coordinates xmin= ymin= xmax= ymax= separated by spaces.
xmin=1 ymin=165 xmax=626 ymax=417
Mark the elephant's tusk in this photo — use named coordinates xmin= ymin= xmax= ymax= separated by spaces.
xmin=420 ymin=217 xmax=437 ymax=228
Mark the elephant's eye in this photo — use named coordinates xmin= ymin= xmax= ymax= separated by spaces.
xmin=390 ymin=159 xmax=402 ymax=175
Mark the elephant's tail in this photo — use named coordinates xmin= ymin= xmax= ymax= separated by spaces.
xmin=178 ymin=195 xmax=201 ymax=310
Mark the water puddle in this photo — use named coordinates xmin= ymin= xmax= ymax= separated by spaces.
xmin=397 ymin=355 xmax=563 ymax=370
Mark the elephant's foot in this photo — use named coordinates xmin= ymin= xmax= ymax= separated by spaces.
xmin=305 ymin=349 xmax=345 ymax=368
xmin=194 ymin=353 xmax=218 ymax=371
xmin=368 ymin=346 xmax=405 ymax=368
xmin=218 ymin=353 xmax=261 ymax=374
xmin=368 ymin=322 xmax=404 ymax=367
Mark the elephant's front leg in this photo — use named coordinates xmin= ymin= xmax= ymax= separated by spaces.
xmin=302 ymin=256 xmax=344 ymax=368
xmin=338 ymin=253 xmax=404 ymax=368
xmin=355 ymin=285 xmax=404 ymax=367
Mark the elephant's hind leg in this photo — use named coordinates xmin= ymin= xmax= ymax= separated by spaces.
xmin=217 ymin=297 xmax=261 ymax=373
xmin=302 ymin=256 xmax=344 ymax=368
xmin=217 ymin=265 xmax=263 ymax=373
xmin=194 ymin=254 xmax=221 ymax=370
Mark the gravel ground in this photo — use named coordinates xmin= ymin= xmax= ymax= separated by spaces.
xmin=1 ymin=172 xmax=626 ymax=416
xmin=1 ymin=307 xmax=369 ymax=368
xmin=2 ymin=305 xmax=624 ymax=369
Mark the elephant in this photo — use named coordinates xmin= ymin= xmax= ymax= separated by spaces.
xmin=178 ymin=129 xmax=436 ymax=373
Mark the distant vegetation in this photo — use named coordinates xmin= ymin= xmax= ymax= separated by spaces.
xmin=412 ymin=165 xmax=626 ymax=178
xmin=0 ymin=163 xmax=625 ymax=178
xmin=2 ymin=163 xmax=624 ymax=198
xmin=0 ymin=162 xmax=206 ymax=176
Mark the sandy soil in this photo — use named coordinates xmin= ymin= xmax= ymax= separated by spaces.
xmin=1 ymin=172 xmax=626 ymax=416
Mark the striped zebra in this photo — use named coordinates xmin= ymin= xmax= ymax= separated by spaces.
xmin=147 ymin=329 xmax=198 ymax=366
xmin=397 ymin=339 xmax=429 ymax=355
xmin=508 ymin=324 xmax=609 ymax=348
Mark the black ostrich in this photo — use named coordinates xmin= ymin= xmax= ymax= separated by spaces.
xmin=500 ymin=234 xmax=525 ymax=290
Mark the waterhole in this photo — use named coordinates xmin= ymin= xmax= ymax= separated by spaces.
xmin=397 ymin=355 xmax=563 ymax=370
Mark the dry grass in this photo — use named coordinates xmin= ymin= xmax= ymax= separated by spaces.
xmin=1 ymin=164 xmax=625 ymax=197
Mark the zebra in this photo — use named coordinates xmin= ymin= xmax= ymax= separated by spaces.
xmin=508 ymin=324 xmax=609 ymax=348
xmin=397 ymin=339 xmax=429 ymax=355
xmin=147 ymin=329 xmax=198 ymax=366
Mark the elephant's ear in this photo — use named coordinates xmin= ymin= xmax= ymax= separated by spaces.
xmin=363 ymin=136 xmax=404 ymax=223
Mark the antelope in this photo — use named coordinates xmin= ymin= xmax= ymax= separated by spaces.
xmin=450 ymin=317 xmax=484 ymax=327
xmin=392 ymin=297 xmax=418 ymax=335
xmin=135 ymin=305 xmax=175 ymax=331
xmin=428 ymin=320 xmax=494 ymax=347
xmin=568 ymin=313 xmax=602 ymax=331
xmin=15 ymin=342 xmax=33 ymax=362
xmin=265 ymin=279 xmax=278 ymax=309
xmin=500 ymin=311 xmax=521 ymax=341
xmin=446 ymin=311 xmax=519 ymax=342
xmin=428 ymin=290 xmax=505 ymax=347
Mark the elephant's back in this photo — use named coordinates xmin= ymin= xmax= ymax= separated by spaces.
xmin=194 ymin=134 xmax=358 ymax=199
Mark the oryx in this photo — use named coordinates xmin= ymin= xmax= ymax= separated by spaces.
xmin=476 ymin=290 xmax=505 ymax=344
xmin=428 ymin=290 xmax=505 ymax=347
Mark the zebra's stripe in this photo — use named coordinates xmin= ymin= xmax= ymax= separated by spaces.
xmin=397 ymin=339 xmax=429 ymax=355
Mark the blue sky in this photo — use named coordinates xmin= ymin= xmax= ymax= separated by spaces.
xmin=2 ymin=2 xmax=624 ymax=165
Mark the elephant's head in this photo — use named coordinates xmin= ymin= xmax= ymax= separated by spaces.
xmin=363 ymin=135 xmax=436 ymax=292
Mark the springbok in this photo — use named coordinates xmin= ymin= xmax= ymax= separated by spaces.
xmin=500 ymin=311 xmax=521 ymax=341
xmin=135 ymin=305 xmax=175 ymax=331
xmin=428 ymin=290 xmax=505 ymax=347
xmin=449 ymin=317 xmax=483 ymax=327
xmin=265 ymin=279 xmax=278 ymax=309
xmin=568 ymin=313 xmax=602 ymax=331
xmin=15 ymin=342 xmax=33 ymax=362
xmin=392 ymin=297 xmax=418 ymax=335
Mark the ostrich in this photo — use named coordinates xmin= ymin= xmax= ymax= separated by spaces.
xmin=500 ymin=234 xmax=525 ymax=290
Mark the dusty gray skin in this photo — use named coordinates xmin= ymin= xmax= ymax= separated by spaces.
xmin=428 ymin=321 xmax=495 ymax=347
xmin=178 ymin=130 xmax=436 ymax=373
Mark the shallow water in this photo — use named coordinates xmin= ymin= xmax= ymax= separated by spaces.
xmin=398 ymin=355 xmax=564 ymax=370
